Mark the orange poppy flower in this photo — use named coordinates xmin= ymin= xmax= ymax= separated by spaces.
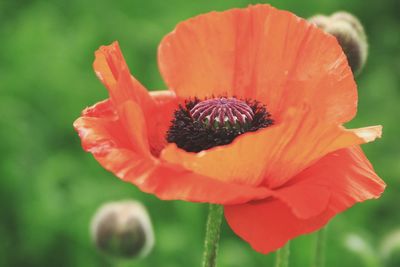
xmin=74 ymin=4 xmax=385 ymax=254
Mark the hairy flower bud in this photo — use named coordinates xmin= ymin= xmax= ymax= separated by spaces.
xmin=331 ymin=11 xmax=366 ymax=39
xmin=325 ymin=20 xmax=367 ymax=75
xmin=90 ymin=200 xmax=155 ymax=258
xmin=308 ymin=14 xmax=330 ymax=30
xmin=308 ymin=11 xmax=368 ymax=75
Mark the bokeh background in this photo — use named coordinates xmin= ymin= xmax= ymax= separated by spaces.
xmin=1 ymin=0 xmax=399 ymax=266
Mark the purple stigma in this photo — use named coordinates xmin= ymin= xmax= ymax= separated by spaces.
xmin=190 ymin=97 xmax=254 ymax=127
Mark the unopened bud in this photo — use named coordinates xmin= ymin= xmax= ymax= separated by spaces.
xmin=331 ymin=11 xmax=366 ymax=39
xmin=308 ymin=14 xmax=330 ymax=30
xmin=90 ymin=200 xmax=154 ymax=258
xmin=325 ymin=20 xmax=367 ymax=75
xmin=308 ymin=11 xmax=368 ymax=75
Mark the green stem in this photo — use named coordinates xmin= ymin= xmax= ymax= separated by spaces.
xmin=202 ymin=204 xmax=224 ymax=267
xmin=274 ymin=241 xmax=291 ymax=267
xmin=313 ymin=227 xmax=328 ymax=267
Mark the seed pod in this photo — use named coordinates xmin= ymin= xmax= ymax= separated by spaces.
xmin=325 ymin=20 xmax=368 ymax=75
xmin=308 ymin=14 xmax=330 ymax=30
xmin=308 ymin=12 xmax=368 ymax=75
xmin=90 ymin=200 xmax=155 ymax=258
xmin=331 ymin=11 xmax=366 ymax=39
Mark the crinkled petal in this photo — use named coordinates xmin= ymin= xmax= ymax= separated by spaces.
xmin=161 ymin=106 xmax=382 ymax=187
xmin=81 ymin=99 xmax=115 ymax=118
xmin=279 ymin=146 xmax=386 ymax=216
xmin=94 ymin=41 xmax=154 ymax=111
xmin=94 ymin=42 xmax=180 ymax=155
xmin=225 ymin=146 xmax=385 ymax=254
xmin=117 ymin=101 xmax=151 ymax=156
xmin=272 ymin=184 xmax=331 ymax=219
xmin=136 ymin=162 xmax=272 ymax=204
xmin=148 ymin=90 xmax=179 ymax=156
xmin=261 ymin=115 xmax=382 ymax=188
xmin=159 ymin=4 xmax=357 ymax=124
xmin=225 ymin=197 xmax=333 ymax=254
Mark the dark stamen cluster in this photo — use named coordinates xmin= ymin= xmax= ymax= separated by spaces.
xmin=166 ymin=97 xmax=273 ymax=153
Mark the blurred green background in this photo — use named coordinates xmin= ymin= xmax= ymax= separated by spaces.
xmin=0 ymin=0 xmax=399 ymax=266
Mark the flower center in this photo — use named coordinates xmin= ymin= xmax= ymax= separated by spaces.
xmin=190 ymin=97 xmax=254 ymax=129
xmin=166 ymin=97 xmax=273 ymax=153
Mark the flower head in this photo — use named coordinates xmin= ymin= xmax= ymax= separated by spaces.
xmin=74 ymin=4 xmax=385 ymax=254
xmin=167 ymin=98 xmax=272 ymax=152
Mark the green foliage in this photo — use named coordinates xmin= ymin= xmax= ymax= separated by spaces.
xmin=0 ymin=0 xmax=399 ymax=266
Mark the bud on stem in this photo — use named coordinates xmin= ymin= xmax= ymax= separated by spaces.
xmin=308 ymin=11 xmax=368 ymax=75
xmin=90 ymin=200 xmax=155 ymax=259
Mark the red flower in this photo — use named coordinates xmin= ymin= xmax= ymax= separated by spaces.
xmin=74 ymin=4 xmax=385 ymax=253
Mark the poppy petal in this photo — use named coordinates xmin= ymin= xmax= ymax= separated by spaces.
xmin=161 ymin=106 xmax=381 ymax=187
xmin=94 ymin=42 xmax=180 ymax=155
xmin=81 ymin=99 xmax=115 ymax=118
xmin=148 ymin=90 xmax=179 ymax=156
xmin=74 ymin=101 xmax=149 ymax=156
xmin=262 ymin=120 xmax=382 ymax=188
xmin=117 ymin=101 xmax=151 ymax=156
xmin=158 ymin=4 xmax=356 ymax=124
xmin=74 ymin=100 xmax=271 ymax=204
xmin=94 ymin=41 xmax=154 ymax=111
xmin=225 ymin=197 xmax=333 ymax=254
xmin=272 ymin=184 xmax=331 ymax=219
xmin=281 ymin=146 xmax=385 ymax=216
xmin=224 ymin=146 xmax=385 ymax=254
xmin=137 ymin=162 xmax=272 ymax=204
